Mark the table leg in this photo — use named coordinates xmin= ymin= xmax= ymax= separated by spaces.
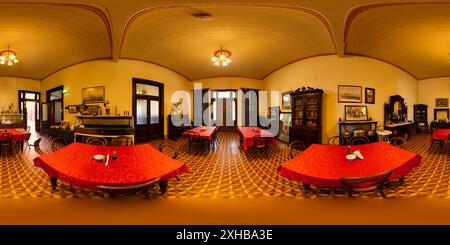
xmin=50 ymin=178 xmax=58 ymax=190
xmin=159 ymin=181 xmax=168 ymax=193
xmin=398 ymin=177 xmax=404 ymax=185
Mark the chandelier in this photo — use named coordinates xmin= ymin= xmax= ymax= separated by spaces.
xmin=211 ymin=46 xmax=232 ymax=66
xmin=0 ymin=47 xmax=19 ymax=66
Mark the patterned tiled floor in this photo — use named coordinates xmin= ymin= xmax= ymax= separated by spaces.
xmin=0 ymin=131 xmax=448 ymax=199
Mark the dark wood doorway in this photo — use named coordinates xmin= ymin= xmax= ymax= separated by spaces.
xmin=211 ymin=90 xmax=237 ymax=132
xmin=132 ymin=78 xmax=164 ymax=142
xmin=46 ymin=86 xmax=64 ymax=130
xmin=241 ymin=88 xmax=260 ymax=127
xmin=18 ymin=90 xmax=41 ymax=132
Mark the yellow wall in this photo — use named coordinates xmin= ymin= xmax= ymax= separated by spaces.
xmin=0 ymin=77 xmax=40 ymax=112
xmin=40 ymin=59 xmax=191 ymax=136
xmin=264 ymin=55 xmax=418 ymax=143
xmin=192 ymin=77 xmax=267 ymax=126
xmin=418 ymin=77 xmax=450 ymax=124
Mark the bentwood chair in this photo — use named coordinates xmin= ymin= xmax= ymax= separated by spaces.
xmin=0 ymin=133 xmax=14 ymax=154
xmin=328 ymin=135 xmax=347 ymax=146
xmin=253 ymin=134 xmax=271 ymax=157
xmin=111 ymin=137 xmax=133 ymax=146
xmin=97 ymin=178 xmax=161 ymax=198
xmin=288 ymin=140 xmax=306 ymax=159
xmin=51 ymin=137 xmax=68 ymax=152
xmin=159 ymin=142 xmax=181 ymax=181
xmin=86 ymin=137 xmax=107 ymax=146
xmin=349 ymin=136 xmax=369 ymax=145
xmin=340 ymin=170 xmax=393 ymax=198
xmin=187 ymin=131 xmax=203 ymax=154
xmin=390 ymin=136 xmax=407 ymax=149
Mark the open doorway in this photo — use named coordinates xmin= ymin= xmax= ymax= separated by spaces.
xmin=211 ymin=90 xmax=237 ymax=132
xmin=46 ymin=86 xmax=64 ymax=129
xmin=18 ymin=90 xmax=40 ymax=134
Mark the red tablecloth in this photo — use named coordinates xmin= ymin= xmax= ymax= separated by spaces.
xmin=0 ymin=129 xmax=31 ymax=141
xmin=183 ymin=126 xmax=217 ymax=141
xmin=431 ymin=129 xmax=450 ymax=141
xmin=33 ymin=142 xmax=189 ymax=190
xmin=279 ymin=142 xmax=421 ymax=187
xmin=238 ymin=127 xmax=276 ymax=151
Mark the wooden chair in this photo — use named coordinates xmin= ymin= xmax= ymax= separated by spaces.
xmin=211 ymin=130 xmax=220 ymax=150
xmin=0 ymin=133 xmax=14 ymax=154
xmin=253 ymin=134 xmax=270 ymax=156
xmin=26 ymin=126 xmax=31 ymax=132
xmin=328 ymin=135 xmax=347 ymax=146
xmin=289 ymin=140 xmax=306 ymax=159
xmin=29 ymin=138 xmax=42 ymax=148
xmin=97 ymin=178 xmax=161 ymax=197
xmin=51 ymin=137 xmax=68 ymax=152
xmin=111 ymin=137 xmax=133 ymax=146
xmin=349 ymin=136 xmax=369 ymax=145
xmin=86 ymin=137 xmax=107 ymax=146
xmin=187 ymin=131 xmax=203 ymax=154
xmin=340 ymin=170 xmax=393 ymax=198
xmin=159 ymin=142 xmax=181 ymax=181
xmin=390 ymin=136 xmax=407 ymax=149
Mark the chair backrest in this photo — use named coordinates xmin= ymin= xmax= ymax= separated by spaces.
xmin=390 ymin=136 xmax=407 ymax=149
xmin=289 ymin=140 xmax=306 ymax=159
xmin=187 ymin=131 xmax=201 ymax=141
xmin=349 ymin=136 xmax=369 ymax=145
xmin=328 ymin=136 xmax=347 ymax=146
xmin=340 ymin=170 xmax=393 ymax=191
xmin=86 ymin=137 xmax=107 ymax=146
xmin=111 ymin=137 xmax=133 ymax=146
xmin=158 ymin=142 xmax=179 ymax=159
xmin=51 ymin=137 xmax=68 ymax=152
xmin=253 ymin=135 xmax=269 ymax=148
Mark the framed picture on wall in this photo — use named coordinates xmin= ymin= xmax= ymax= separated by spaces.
xmin=338 ymin=85 xmax=362 ymax=103
xmin=82 ymin=86 xmax=105 ymax=104
xmin=345 ymin=105 xmax=368 ymax=121
xmin=365 ymin=87 xmax=375 ymax=104
xmin=281 ymin=91 xmax=292 ymax=110
xmin=435 ymin=98 xmax=449 ymax=107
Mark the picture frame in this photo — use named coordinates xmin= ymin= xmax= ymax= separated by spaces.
xmin=82 ymin=86 xmax=105 ymax=104
xmin=365 ymin=87 xmax=375 ymax=104
xmin=281 ymin=91 xmax=292 ymax=110
xmin=65 ymin=105 xmax=78 ymax=114
xmin=435 ymin=98 xmax=449 ymax=107
xmin=338 ymin=85 xmax=362 ymax=103
xmin=345 ymin=105 xmax=368 ymax=121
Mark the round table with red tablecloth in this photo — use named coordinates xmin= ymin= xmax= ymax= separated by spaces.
xmin=33 ymin=142 xmax=189 ymax=192
xmin=279 ymin=142 xmax=421 ymax=187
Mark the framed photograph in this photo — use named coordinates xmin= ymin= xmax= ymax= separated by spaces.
xmin=65 ymin=105 xmax=78 ymax=114
xmin=345 ymin=105 xmax=368 ymax=121
xmin=82 ymin=86 xmax=105 ymax=104
xmin=281 ymin=91 xmax=292 ymax=110
xmin=365 ymin=87 xmax=375 ymax=104
xmin=435 ymin=98 xmax=449 ymax=107
xmin=338 ymin=85 xmax=362 ymax=103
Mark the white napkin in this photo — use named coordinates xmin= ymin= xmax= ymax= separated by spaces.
xmin=105 ymin=154 xmax=110 ymax=166
xmin=353 ymin=150 xmax=364 ymax=159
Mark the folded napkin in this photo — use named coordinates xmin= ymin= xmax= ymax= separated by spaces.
xmin=353 ymin=150 xmax=364 ymax=159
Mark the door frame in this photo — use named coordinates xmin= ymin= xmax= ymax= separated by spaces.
xmin=241 ymin=88 xmax=260 ymax=127
xmin=132 ymin=78 xmax=164 ymax=140
xmin=46 ymin=85 xmax=64 ymax=126
xmin=18 ymin=90 xmax=41 ymax=131
xmin=210 ymin=89 xmax=237 ymax=128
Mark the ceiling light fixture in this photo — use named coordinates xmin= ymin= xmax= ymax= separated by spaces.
xmin=211 ymin=46 xmax=232 ymax=67
xmin=0 ymin=47 xmax=19 ymax=66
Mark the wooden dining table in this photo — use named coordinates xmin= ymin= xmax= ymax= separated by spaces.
xmin=33 ymin=142 xmax=189 ymax=193
xmin=279 ymin=142 xmax=422 ymax=188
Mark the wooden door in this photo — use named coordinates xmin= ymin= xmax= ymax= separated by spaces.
xmin=133 ymin=78 xmax=164 ymax=142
